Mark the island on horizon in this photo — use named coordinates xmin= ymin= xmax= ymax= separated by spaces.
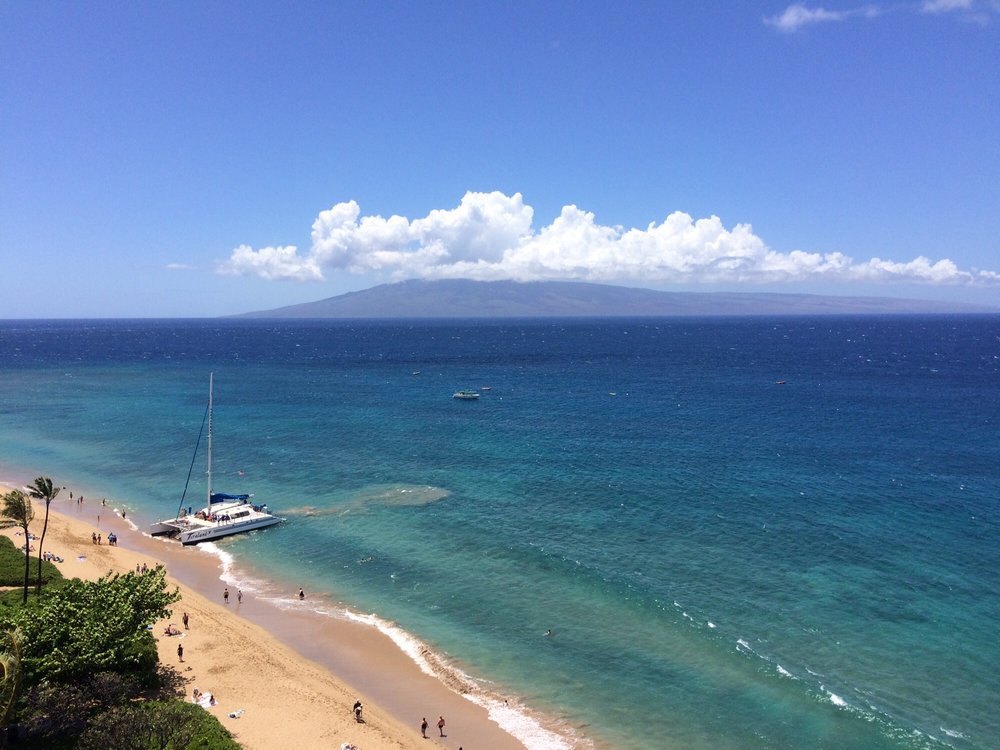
xmin=234 ymin=279 xmax=999 ymax=319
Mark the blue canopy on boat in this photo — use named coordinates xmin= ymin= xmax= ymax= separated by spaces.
xmin=210 ymin=492 xmax=251 ymax=504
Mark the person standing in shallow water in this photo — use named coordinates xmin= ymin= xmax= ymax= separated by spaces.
xmin=223 ymin=587 xmax=229 ymax=604
xmin=298 ymin=587 xmax=305 ymax=600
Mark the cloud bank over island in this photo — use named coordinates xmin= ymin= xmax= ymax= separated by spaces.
xmin=218 ymin=191 xmax=999 ymax=288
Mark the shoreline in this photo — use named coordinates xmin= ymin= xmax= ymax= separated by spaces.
xmin=1 ymin=473 xmax=585 ymax=750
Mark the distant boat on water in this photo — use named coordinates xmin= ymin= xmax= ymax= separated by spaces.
xmin=149 ymin=373 xmax=283 ymax=545
xmin=453 ymin=390 xmax=481 ymax=400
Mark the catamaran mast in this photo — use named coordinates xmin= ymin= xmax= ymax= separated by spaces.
xmin=207 ymin=371 xmax=214 ymax=508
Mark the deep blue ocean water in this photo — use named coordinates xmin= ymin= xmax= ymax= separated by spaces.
xmin=0 ymin=317 xmax=997 ymax=749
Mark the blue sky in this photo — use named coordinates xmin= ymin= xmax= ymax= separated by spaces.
xmin=2 ymin=1 xmax=998 ymax=317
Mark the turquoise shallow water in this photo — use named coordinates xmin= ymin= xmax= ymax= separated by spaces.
xmin=0 ymin=317 xmax=998 ymax=749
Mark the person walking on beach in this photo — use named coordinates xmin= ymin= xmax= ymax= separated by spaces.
xmin=420 ymin=717 xmax=428 ymax=738
xmin=437 ymin=715 xmax=446 ymax=736
xmin=237 ymin=589 xmax=243 ymax=604
xmin=298 ymin=587 xmax=305 ymax=600
xmin=177 ymin=643 xmax=184 ymax=662
xmin=223 ymin=587 xmax=229 ymax=604
xmin=353 ymin=700 xmax=363 ymax=722
xmin=182 ymin=612 xmax=189 ymax=629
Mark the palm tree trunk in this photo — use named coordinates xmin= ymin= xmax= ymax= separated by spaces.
xmin=35 ymin=507 xmax=50 ymax=595
xmin=21 ymin=522 xmax=29 ymax=604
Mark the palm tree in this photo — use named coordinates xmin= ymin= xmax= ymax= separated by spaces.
xmin=27 ymin=477 xmax=60 ymax=595
xmin=0 ymin=490 xmax=35 ymax=604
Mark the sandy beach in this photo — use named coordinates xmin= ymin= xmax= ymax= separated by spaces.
xmin=1 ymin=480 xmax=531 ymax=750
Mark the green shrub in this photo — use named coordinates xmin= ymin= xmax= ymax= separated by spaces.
xmin=0 ymin=567 xmax=179 ymax=687
xmin=75 ymin=700 xmax=241 ymax=750
xmin=0 ymin=536 xmax=63 ymax=587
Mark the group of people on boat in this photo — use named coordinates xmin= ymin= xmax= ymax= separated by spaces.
xmin=182 ymin=503 xmax=267 ymax=524
xmin=189 ymin=509 xmax=234 ymax=523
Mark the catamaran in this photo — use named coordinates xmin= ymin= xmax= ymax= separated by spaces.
xmin=150 ymin=373 xmax=283 ymax=545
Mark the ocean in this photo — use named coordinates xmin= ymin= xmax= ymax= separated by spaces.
xmin=0 ymin=316 xmax=997 ymax=750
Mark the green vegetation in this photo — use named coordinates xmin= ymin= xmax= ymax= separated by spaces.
xmin=0 ymin=526 xmax=240 ymax=749
xmin=11 ymin=568 xmax=176 ymax=685
xmin=0 ymin=628 xmax=22 ymax=728
xmin=0 ymin=536 xmax=62 ymax=591
xmin=75 ymin=700 xmax=240 ymax=750
xmin=0 ymin=490 xmax=34 ymax=604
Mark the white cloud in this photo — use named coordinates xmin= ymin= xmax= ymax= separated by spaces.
xmin=765 ymin=4 xmax=853 ymax=32
xmin=921 ymin=0 xmax=973 ymax=12
xmin=920 ymin=0 xmax=999 ymax=24
xmin=220 ymin=244 xmax=322 ymax=281
xmin=166 ymin=263 xmax=195 ymax=271
xmin=765 ymin=1 xmax=996 ymax=31
xmin=218 ymin=191 xmax=999 ymax=288
xmin=764 ymin=4 xmax=883 ymax=32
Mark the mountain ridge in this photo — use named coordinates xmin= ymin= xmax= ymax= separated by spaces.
xmin=235 ymin=279 xmax=998 ymax=318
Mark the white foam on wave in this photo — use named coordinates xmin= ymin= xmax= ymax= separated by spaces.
xmin=822 ymin=686 xmax=847 ymax=708
xmin=115 ymin=508 xmax=139 ymax=531
xmin=776 ymin=664 xmax=794 ymax=678
xmin=212 ymin=552 xmax=275 ymax=595
xmin=197 ymin=542 xmax=235 ymax=580
xmin=476 ymin=696 xmax=581 ymax=750
xmin=940 ymin=726 xmax=966 ymax=739
xmin=343 ymin=609 xmax=437 ymax=676
xmin=340 ymin=609 xmax=580 ymax=750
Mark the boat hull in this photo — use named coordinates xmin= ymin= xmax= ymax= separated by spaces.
xmin=149 ymin=510 xmax=283 ymax=545
xmin=178 ymin=514 xmax=283 ymax=545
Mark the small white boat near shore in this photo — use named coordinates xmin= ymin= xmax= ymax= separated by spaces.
xmin=150 ymin=373 xmax=282 ymax=545
xmin=452 ymin=389 xmax=481 ymax=400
